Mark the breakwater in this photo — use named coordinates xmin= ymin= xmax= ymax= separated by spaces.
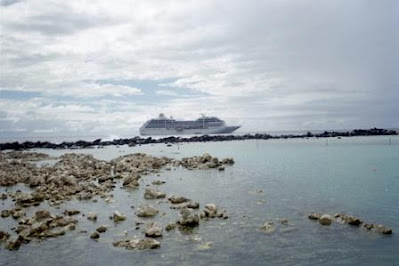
xmin=1 ymin=128 xmax=396 ymax=151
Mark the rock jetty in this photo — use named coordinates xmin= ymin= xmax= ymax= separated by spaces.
xmin=308 ymin=212 xmax=393 ymax=235
xmin=1 ymin=128 xmax=396 ymax=151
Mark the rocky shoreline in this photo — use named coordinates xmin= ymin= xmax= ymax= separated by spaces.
xmin=0 ymin=152 xmax=233 ymax=251
xmin=0 ymin=128 xmax=396 ymax=151
xmin=1 ymin=150 xmax=394 ymax=253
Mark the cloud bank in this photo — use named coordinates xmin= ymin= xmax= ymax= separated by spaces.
xmin=1 ymin=0 xmax=398 ymax=140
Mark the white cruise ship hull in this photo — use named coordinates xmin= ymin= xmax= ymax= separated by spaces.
xmin=140 ymin=126 xmax=240 ymax=136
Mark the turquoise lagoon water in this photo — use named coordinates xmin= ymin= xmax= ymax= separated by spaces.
xmin=1 ymin=136 xmax=398 ymax=265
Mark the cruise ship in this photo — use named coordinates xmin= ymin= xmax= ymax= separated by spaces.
xmin=139 ymin=114 xmax=240 ymax=136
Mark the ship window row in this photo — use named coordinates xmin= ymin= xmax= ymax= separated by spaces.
xmin=146 ymin=120 xmax=223 ymax=128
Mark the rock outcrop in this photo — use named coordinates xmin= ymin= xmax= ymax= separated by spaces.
xmin=137 ymin=204 xmax=159 ymax=217
xmin=113 ymin=238 xmax=161 ymax=250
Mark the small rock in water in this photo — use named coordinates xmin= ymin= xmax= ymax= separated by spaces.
xmin=96 ymin=225 xmax=107 ymax=233
xmin=137 ymin=204 xmax=159 ymax=217
xmin=87 ymin=213 xmax=97 ymax=221
xmin=144 ymin=188 xmax=166 ymax=199
xmin=35 ymin=210 xmax=51 ymax=220
xmin=178 ymin=207 xmax=199 ymax=227
xmin=64 ymin=210 xmax=80 ymax=216
xmin=197 ymin=241 xmax=213 ymax=250
xmin=280 ymin=218 xmax=289 ymax=225
xmin=165 ymin=223 xmax=177 ymax=231
xmin=113 ymin=238 xmax=161 ymax=250
xmin=113 ymin=211 xmax=126 ymax=222
xmin=168 ymin=194 xmax=190 ymax=204
xmin=145 ymin=222 xmax=163 ymax=238
xmin=90 ymin=232 xmax=100 ymax=239
xmin=308 ymin=213 xmax=321 ymax=220
xmin=319 ymin=215 xmax=332 ymax=226
xmin=259 ymin=222 xmax=275 ymax=233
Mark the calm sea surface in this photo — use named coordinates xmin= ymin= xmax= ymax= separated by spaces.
xmin=1 ymin=136 xmax=398 ymax=265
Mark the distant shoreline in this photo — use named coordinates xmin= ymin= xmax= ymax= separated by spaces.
xmin=0 ymin=128 xmax=397 ymax=151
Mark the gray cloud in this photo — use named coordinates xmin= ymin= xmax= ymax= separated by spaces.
xmin=0 ymin=0 xmax=398 ymax=141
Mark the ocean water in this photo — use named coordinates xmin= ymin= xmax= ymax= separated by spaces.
xmin=1 ymin=136 xmax=398 ymax=265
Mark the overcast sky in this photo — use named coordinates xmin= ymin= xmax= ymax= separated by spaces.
xmin=1 ymin=0 xmax=398 ymax=140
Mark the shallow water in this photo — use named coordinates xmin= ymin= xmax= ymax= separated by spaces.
xmin=1 ymin=136 xmax=399 ymax=265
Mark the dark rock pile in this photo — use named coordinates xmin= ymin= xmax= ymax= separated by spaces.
xmin=308 ymin=212 xmax=393 ymax=235
xmin=1 ymin=128 xmax=396 ymax=151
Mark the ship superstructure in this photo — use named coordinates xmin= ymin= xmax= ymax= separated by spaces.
xmin=139 ymin=114 xmax=240 ymax=136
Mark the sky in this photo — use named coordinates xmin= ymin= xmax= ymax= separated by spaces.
xmin=0 ymin=0 xmax=398 ymax=141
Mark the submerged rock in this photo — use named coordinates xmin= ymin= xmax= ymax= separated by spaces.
xmin=96 ymin=225 xmax=107 ymax=233
xmin=334 ymin=213 xmax=362 ymax=226
xmin=87 ymin=213 xmax=97 ymax=221
xmin=64 ymin=209 xmax=80 ymax=216
xmin=168 ymin=194 xmax=190 ymax=204
xmin=165 ymin=223 xmax=177 ymax=231
xmin=197 ymin=241 xmax=213 ymax=250
xmin=0 ymin=230 xmax=10 ymax=241
xmin=6 ymin=235 xmax=24 ymax=250
xmin=151 ymin=180 xmax=165 ymax=185
xmin=113 ymin=211 xmax=126 ymax=222
xmin=90 ymin=232 xmax=100 ymax=239
xmin=145 ymin=222 xmax=163 ymax=238
xmin=319 ymin=215 xmax=332 ymax=226
xmin=137 ymin=204 xmax=159 ymax=217
xmin=308 ymin=213 xmax=321 ymax=220
xmin=35 ymin=210 xmax=51 ymax=220
xmin=113 ymin=238 xmax=161 ymax=250
xmin=144 ymin=188 xmax=166 ymax=199
xmin=178 ymin=207 xmax=199 ymax=227
xmin=259 ymin=222 xmax=275 ymax=233
xmin=1 ymin=209 xmax=10 ymax=218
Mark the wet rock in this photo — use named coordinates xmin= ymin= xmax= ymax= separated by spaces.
xmin=280 ymin=218 xmax=289 ymax=225
xmin=137 ymin=204 xmax=159 ymax=217
xmin=64 ymin=209 xmax=80 ymax=216
xmin=41 ymin=229 xmax=66 ymax=238
xmin=113 ymin=237 xmax=161 ymax=250
xmin=29 ymin=221 xmax=49 ymax=236
xmin=308 ymin=213 xmax=321 ymax=220
xmin=0 ymin=230 xmax=10 ymax=241
xmin=259 ymin=222 xmax=275 ymax=233
xmin=52 ymin=216 xmax=77 ymax=227
xmin=11 ymin=209 xmax=25 ymax=219
xmin=98 ymin=176 xmax=113 ymax=183
xmin=171 ymin=201 xmax=200 ymax=210
xmin=96 ymin=225 xmax=107 ymax=233
xmin=363 ymin=223 xmax=392 ymax=235
xmin=145 ymin=222 xmax=163 ymax=238
xmin=218 ymin=166 xmax=225 ymax=171
xmin=144 ymin=188 xmax=166 ymax=199
xmin=87 ymin=213 xmax=97 ymax=221
xmin=197 ymin=241 xmax=213 ymax=250
xmin=1 ymin=209 xmax=10 ymax=218
xmin=122 ymin=173 xmax=140 ymax=188
xmin=168 ymin=194 xmax=190 ymax=204
xmin=27 ymin=175 xmax=45 ymax=187
xmin=221 ymin=158 xmax=235 ymax=165
xmin=201 ymin=204 xmax=219 ymax=218
xmin=90 ymin=232 xmax=100 ymax=239
xmin=319 ymin=214 xmax=332 ymax=226
xmin=1 ymin=193 xmax=8 ymax=200
xmin=151 ymin=180 xmax=165 ymax=185
xmin=6 ymin=235 xmax=24 ymax=250
xmin=375 ymin=225 xmax=392 ymax=235
xmin=334 ymin=213 xmax=362 ymax=226
xmin=165 ymin=222 xmax=177 ymax=231
xmin=178 ymin=207 xmax=199 ymax=227
xmin=113 ymin=211 xmax=126 ymax=222
xmin=35 ymin=210 xmax=51 ymax=220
